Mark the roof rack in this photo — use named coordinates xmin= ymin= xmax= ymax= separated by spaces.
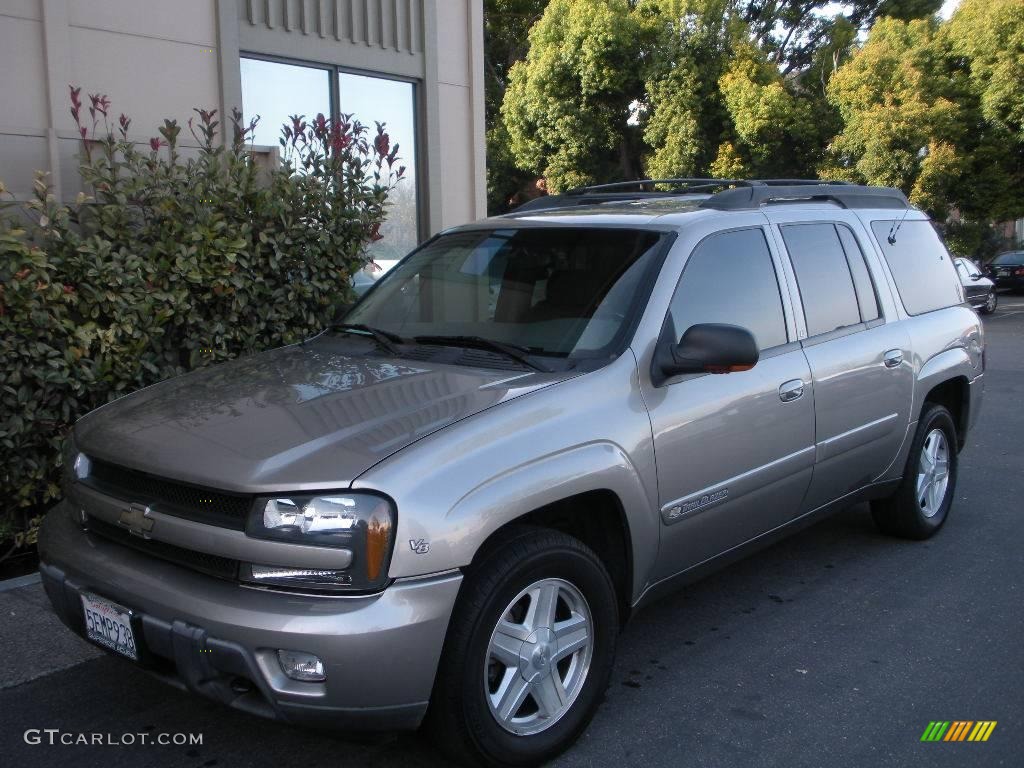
xmin=701 ymin=182 xmax=909 ymax=211
xmin=509 ymin=178 xmax=910 ymax=213
xmin=512 ymin=178 xmax=744 ymax=213
xmin=563 ymin=178 xmax=746 ymax=194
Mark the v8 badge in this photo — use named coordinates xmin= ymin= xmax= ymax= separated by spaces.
xmin=409 ymin=538 xmax=430 ymax=555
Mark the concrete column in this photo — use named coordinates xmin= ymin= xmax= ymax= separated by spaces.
xmin=40 ymin=0 xmax=72 ymax=200
xmin=215 ymin=0 xmax=243 ymax=146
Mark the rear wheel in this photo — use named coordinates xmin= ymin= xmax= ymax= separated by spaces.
xmin=427 ymin=527 xmax=618 ymax=767
xmin=871 ymin=403 xmax=958 ymax=539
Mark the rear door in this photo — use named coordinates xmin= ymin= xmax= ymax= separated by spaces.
xmin=769 ymin=214 xmax=913 ymax=512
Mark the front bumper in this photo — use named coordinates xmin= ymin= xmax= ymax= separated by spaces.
xmin=38 ymin=502 xmax=461 ymax=730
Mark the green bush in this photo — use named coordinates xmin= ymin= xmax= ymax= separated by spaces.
xmin=0 ymin=89 xmax=404 ymax=549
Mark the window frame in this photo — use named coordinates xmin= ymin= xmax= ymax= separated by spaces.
xmin=835 ymin=222 xmax=884 ymax=326
xmin=658 ymin=225 xmax=795 ymax=367
xmin=868 ymin=218 xmax=963 ymax=316
xmin=777 ymin=221 xmax=884 ymax=346
xmin=239 ymin=51 xmax=425 ymax=246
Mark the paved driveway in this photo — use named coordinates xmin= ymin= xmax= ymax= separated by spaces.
xmin=3 ymin=300 xmax=1023 ymax=767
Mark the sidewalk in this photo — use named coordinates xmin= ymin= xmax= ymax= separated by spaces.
xmin=0 ymin=579 xmax=101 ymax=690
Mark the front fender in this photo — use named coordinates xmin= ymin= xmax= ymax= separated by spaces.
xmin=351 ymin=354 xmax=660 ymax=603
xmin=439 ymin=441 xmax=655 ymax=599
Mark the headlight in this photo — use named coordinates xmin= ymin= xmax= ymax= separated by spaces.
xmin=244 ymin=492 xmax=395 ymax=592
xmin=61 ymin=434 xmax=90 ymax=492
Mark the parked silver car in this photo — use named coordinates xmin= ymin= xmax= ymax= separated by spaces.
xmin=954 ymin=257 xmax=997 ymax=314
xmin=39 ymin=180 xmax=984 ymax=766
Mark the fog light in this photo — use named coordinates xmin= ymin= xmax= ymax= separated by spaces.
xmin=277 ymin=650 xmax=326 ymax=682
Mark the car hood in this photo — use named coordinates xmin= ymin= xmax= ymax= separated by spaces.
xmin=75 ymin=338 xmax=558 ymax=492
xmin=962 ymin=275 xmax=994 ymax=290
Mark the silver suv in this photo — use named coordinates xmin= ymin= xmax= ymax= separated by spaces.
xmin=39 ymin=180 xmax=984 ymax=766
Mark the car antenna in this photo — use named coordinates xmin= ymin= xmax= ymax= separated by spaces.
xmin=887 ymin=205 xmax=910 ymax=244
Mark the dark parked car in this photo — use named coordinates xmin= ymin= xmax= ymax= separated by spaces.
xmin=986 ymin=251 xmax=1024 ymax=291
xmin=955 ymin=258 xmax=997 ymax=314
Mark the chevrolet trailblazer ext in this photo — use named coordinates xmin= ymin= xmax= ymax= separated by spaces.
xmin=40 ymin=180 xmax=984 ymax=766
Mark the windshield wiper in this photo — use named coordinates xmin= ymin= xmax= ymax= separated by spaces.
xmin=330 ymin=323 xmax=406 ymax=355
xmin=414 ymin=335 xmax=552 ymax=372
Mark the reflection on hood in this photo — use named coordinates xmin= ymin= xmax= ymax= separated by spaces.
xmin=75 ymin=337 xmax=552 ymax=492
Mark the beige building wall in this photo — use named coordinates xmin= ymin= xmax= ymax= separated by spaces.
xmin=0 ymin=0 xmax=486 ymax=238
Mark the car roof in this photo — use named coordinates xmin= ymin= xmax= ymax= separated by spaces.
xmin=449 ymin=194 xmax=927 ymax=234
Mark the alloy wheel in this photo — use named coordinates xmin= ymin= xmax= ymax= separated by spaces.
xmin=916 ymin=428 xmax=950 ymax=517
xmin=484 ymin=578 xmax=593 ymax=736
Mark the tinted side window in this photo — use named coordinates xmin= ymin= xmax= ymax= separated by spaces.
xmin=669 ymin=228 xmax=787 ymax=351
xmin=870 ymin=221 xmax=962 ymax=315
xmin=781 ymin=223 xmax=861 ymax=336
xmin=836 ymin=226 xmax=880 ymax=322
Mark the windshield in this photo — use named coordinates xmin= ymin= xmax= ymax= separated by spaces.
xmin=955 ymin=259 xmax=979 ymax=278
xmin=992 ymin=252 xmax=1024 ymax=265
xmin=345 ymin=227 xmax=667 ymax=359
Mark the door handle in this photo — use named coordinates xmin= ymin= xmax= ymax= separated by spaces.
xmin=884 ymin=349 xmax=903 ymax=369
xmin=779 ymin=379 xmax=804 ymax=402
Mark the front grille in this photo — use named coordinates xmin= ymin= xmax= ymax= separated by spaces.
xmin=85 ymin=516 xmax=240 ymax=580
xmin=83 ymin=458 xmax=252 ymax=530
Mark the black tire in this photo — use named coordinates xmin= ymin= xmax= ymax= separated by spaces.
xmin=871 ymin=403 xmax=958 ymax=539
xmin=426 ymin=527 xmax=618 ymax=767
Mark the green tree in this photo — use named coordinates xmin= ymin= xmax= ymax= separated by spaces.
xmin=742 ymin=0 xmax=942 ymax=74
xmin=823 ymin=16 xmax=969 ymax=206
xmin=502 ymin=0 xmax=648 ymax=191
xmin=946 ymin=0 xmax=1024 ymax=140
xmin=824 ymin=2 xmax=1024 ymax=249
xmin=484 ymin=0 xmax=550 ymax=211
xmin=500 ymin=0 xmax=944 ymax=191
xmin=638 ymin=0 xmax=735 ymax=179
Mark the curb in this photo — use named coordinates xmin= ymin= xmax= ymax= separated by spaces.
xmin=0 ymin=572 xmax=41 ymax=592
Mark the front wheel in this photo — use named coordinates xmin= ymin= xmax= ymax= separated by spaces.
xmin=980 ymin=290 xmax=997 ymax=315
xmin=427 ymin=527 xmax=618 ymax=767
xmin=871 ymin=403 xmax=958 ymax=539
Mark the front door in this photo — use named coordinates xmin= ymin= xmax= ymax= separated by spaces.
xmin=643 ymin=227 xmax=816 ymax=582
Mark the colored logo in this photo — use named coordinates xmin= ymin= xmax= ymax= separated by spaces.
xmin=921 ymin=721 xmax=997 ymax=742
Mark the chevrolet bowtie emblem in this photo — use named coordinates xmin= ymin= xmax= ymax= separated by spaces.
xmin=118 ymin=503 xmax=155 ymax=539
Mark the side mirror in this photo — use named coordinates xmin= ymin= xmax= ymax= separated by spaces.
xmin=653 ymin=323 xmax=759 ymax=385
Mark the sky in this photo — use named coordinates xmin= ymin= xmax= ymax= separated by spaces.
xmin=940 ymin=0 xmax=961 ymax=20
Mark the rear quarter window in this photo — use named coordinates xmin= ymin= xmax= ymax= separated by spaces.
xmin=870 ymin=220 xmax=962 ymax=315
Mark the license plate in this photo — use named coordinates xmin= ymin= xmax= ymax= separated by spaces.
xmin=81 ymin=593 xmax=138 ymax=660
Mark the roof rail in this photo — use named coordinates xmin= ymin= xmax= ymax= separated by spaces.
xmin=508 ymin=178 xmax=910 ymax=214
xmin=563 ymin=178 xmax=747 ymax=195
xmin=513 ymin=178 xmax=748 ymax=213
xmin=701 ymin=183 xmax=909 ymax=211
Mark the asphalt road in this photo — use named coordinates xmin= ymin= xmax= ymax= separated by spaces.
xmin=3 ymin=300 xmax=1023 ymax=768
